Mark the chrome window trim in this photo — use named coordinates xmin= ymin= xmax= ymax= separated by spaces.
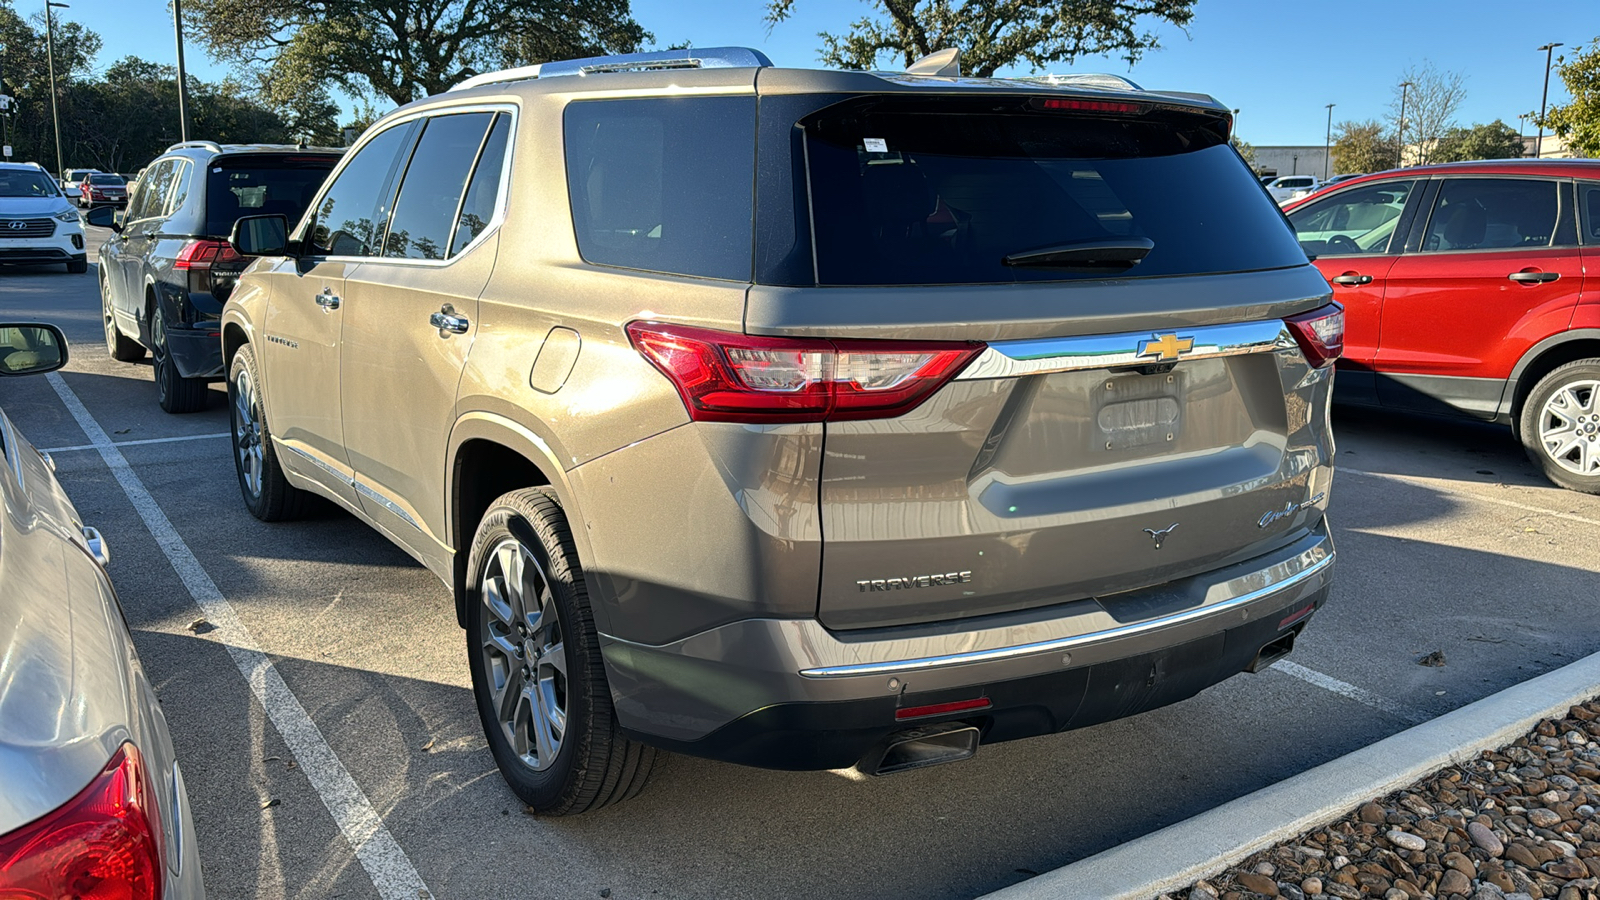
xmin=799 ymin=551 xmax=1333 ymax=679
xmin=955 ymin=318 xmax=1297 ymax=381
xmin=298 ymin=102 xmax=518 ymax=269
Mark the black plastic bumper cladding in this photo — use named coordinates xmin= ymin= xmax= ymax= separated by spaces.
xmin=621 ymin=588 xmax=1327 ymax=771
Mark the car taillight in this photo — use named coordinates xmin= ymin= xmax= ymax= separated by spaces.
xmin=1285 ymin=303 xmax=1344 ymax=369
xmin=626 ymin=322 xmax=984 ymax=423
xmin=1032 ymin=97 xmax=1147 ymax=115
xmin=0 ymin=742 xmax=164 ymax=900
xmin=174 ymin=239 xmax=244 ymax=297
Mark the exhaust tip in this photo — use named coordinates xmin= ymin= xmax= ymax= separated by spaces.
xmin=858 ymin=723 xmax=980 ymax=776
xmin=1247 ymin=628 xmax=1299 ymax=673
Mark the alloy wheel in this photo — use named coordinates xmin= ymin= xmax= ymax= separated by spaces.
xmin=478 ymin=536 xmax=568 ymax=772
xmin=1537 ymin=379 xmax=1600 ymax=477
xmin=231 ymin=366 xmax=264 ymax=498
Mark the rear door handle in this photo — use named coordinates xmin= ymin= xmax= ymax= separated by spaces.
xmin=430 ymin=308 xmax=469 ymax=335
xmin=1508 ymin=271 xmax=1560 ymax=284
xmin=315 ymin=289 xmax=341 ymax=310
xmin=1330 ymin=274 xmax=1373 ymax=286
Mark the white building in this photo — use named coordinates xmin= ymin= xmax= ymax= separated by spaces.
xmin=1252 ymin=146 xmax=1331 ymax=179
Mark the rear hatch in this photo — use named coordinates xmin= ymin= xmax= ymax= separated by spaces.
xmin=747 ymin=87 xmax=1336 ymax=630
xmin=200 ymin=152 xmax=340 ymax=300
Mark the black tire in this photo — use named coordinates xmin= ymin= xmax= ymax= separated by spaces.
xmin=67 ymin=256 xmax=88 ymax=274
xmin=152 ymin=305 xmax=208 ymax=414
xmin=1518 ymin=358 xmax=1600 ymax=494
xmin=227 ymin=344 xmax=309 ymax=521
xmin=465 ymin=487 xmax=661 ymax=815
xmin=102 ymin=281 xmax=146 ymax=362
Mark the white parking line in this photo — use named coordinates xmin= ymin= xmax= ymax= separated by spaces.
xmin=1340 ymin=467 xmax=1600 ymax=527
xmin=46 ymin=373 xmax=431 ymax=900
xmin=1270 ymin=659 xmax=1427 ymax=724
xmin=39 ymin=432 xmax=232 ymax=454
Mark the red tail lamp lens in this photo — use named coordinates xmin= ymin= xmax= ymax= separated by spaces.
xmin=626 ymin=322 xmax=983 ymax=424
xmin=0 ymin=742 xmax=165 ymax=900
xmin=1285 ymin=303 xmax=1344 ymax=369
xmin=1034 ymin=98 xmax=1146 ymax=114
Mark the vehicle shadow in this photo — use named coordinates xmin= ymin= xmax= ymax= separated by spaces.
xmin=1333 ymin=402 xmax=1553 ymax=489
xmin=128 ymin=502 xmax=1600 ymax=900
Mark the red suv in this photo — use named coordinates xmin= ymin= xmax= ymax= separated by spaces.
xmin=1285 ymin=160 xmax=1600 ymax=492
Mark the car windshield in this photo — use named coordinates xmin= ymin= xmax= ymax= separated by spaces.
xmin=203 ymin=154 xmax=340 ymax=238
xmin=87 ymin=174 xmax=126 ymax=185
xmin=798 ymin=96 xmax=1306 ymax=285
xmin=0 ymin=171 xmax=62 ymax=198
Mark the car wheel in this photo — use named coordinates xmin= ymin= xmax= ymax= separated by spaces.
xmin=465 ymin=487 xmax=662 ymax=815
xmin=1519 ymin=359 xmax=1600 ymax=494
xmin=151 ymin=306 xmax=208 ymax=414
xmin=228 ymin=344 xmax=308 ymax=521
xmin=67 ymin=256 xmax=87 ymax=274
xmin=102 ymin=284 xmax=146 ymax=362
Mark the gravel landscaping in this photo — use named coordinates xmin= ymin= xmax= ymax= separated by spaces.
xmin=1169 ymin=699 xmax=1600 ymax=900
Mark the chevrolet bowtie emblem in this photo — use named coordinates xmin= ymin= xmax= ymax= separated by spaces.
xmin=1138 ymin=333 xmax=1195 ymax=361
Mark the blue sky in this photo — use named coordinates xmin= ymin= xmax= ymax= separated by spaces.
xmin=37 ymin=0 xmax=1596 ymax=145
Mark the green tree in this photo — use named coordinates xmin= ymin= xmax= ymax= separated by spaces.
xmin=1230 ymin=135 xmax=1257 ymax=171
xmin=764 ymin=0 xmax=1198 ymax=78
xmin=1331 ymin=120 xmax=1397 ymax=175
xmin=1542 ymin=37 xmax=1600 ymax=158
xmin=185 ymin=0 xmax=651 ymax=108
xmin=1430 ymin=120 xmax=1526 ymax=163
xmin=0 ymin=0 xmax=101 ymax=165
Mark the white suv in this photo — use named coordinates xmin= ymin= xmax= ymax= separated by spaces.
xmin=1266 ymin=175 xmax=1321 ymax=205
xmin=0 ymin=162 xmax=88 ymax=273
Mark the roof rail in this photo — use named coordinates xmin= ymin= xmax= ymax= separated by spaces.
xmin=1020 ymin=73 xmax=1145 ymax=92
xmin=165 ymin=140 xmax=224 ymax=153
xmin=450 ymin=46 xmax=773 ymax=92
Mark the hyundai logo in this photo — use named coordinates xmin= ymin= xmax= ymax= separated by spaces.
xmin=4 ymin=221 xmax=25 ymax=231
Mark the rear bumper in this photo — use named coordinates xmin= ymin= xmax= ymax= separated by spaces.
xmin=164 ymin=321 xmax=224 ymax=379
xmin=602 ymin=521 xmax=1334 ymax=770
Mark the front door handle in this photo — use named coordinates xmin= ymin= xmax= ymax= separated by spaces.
xmin=1508 ymin=271 xmax=1560 ymax=284
xmin=1330 ymin=273 xmax=1373 ymax=286
xmin=430 ymin=307 xmax=469 ymax=335
xmin=315 ymin=289 xmax=341 ymax=311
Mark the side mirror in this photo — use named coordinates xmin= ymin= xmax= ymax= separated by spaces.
xmin=231 ymin=214 xmax=290 ymax=257
xmin=85 ymin=205 xmax=120 ymax=231
xmin=0 ymin=324 xmax=69 ymax=377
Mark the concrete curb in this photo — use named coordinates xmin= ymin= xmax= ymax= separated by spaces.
xmin=977 ymin=651 xmax=1600 ymax=900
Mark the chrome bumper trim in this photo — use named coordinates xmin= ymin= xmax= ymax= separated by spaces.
xmin=798 ymin=552 xmax=1332 ymax=679
xmin=955 ymin=318 xmax=1297 ymax=380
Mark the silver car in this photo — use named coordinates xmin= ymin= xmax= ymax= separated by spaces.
xmin=0 ymin=324 xmax=204 ymax=897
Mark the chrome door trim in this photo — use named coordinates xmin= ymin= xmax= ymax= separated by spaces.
xmin=798 ymin=550 xmax=1333 ymax=679
xmin=955 ymin=319 xmax=1298 ymax=380
xmin=278 ymin=440 xmax=354 ymax=487
xmin=352 ymin=479 xmax=423 ymax=532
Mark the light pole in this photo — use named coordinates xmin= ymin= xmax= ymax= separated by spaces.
xmin=1518 ymin=113 xmax=1530 ymax=156
xmin=1536 ymin=42 xmax=1563 ymax=159
xmin=1396 ymin=80 xmax=1414 ymax=168
xmin=173 ymin=0 xmax=190 ymax=142
xmin=1324 ymin=103 xmax=1335 ymax=179
xmin=43 ymin=0 xmax=69 ymax=180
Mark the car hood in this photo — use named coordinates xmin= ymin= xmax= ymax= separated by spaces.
xmin=0 ymin=197 xmax=73 ymax=218
xmin=0 ymin=409 xmax=136 ymax=834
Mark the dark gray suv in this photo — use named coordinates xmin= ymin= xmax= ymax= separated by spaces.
xmin=220 ymin=47 xmax=1341 ymax=815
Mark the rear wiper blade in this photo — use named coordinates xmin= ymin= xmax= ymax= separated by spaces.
xmin=1002 ymin=237 xmax=1155 ymax=269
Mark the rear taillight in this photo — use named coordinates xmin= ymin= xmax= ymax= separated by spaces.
xmin=1285 ymin=303 xmax=1344 ymax=369
xmin=174 ymin=239 xmax=244 ymax=297
xmin=626 ymin=322 xmax=984 ymax=424
xmin=0 ymin=742 xmax=164 ymax=900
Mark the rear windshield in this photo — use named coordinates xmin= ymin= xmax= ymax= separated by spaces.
xmin=86 ymin=174 xmax=126 ymax=185
xmin=204 ymin=155 xmax=340 ymax=238
xmin=800 ymin=96 xmax=1307 ymax=285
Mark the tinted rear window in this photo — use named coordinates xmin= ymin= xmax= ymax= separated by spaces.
xmin=86 ymin=174 xmax=126 ymax=185
xmin=205 ymin=155 xmax=340 ymax=238
xmin=801 ymin=96 xmax=1307 ymax=285
xmin=564 ymin=97 xmax=754 ymax=281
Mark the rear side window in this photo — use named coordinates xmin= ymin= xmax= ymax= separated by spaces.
xmin=565 ymin=97 xmax=755 ymax=281
xmin=453 ymin=114 xmax=511 ymax=255
xmin=130 ymin=160 xmax=176 ymax=221
xmin=800 ymin=96 xmax=1307 ymax=285
xmin=383 ymin=112 xmax=495 ymax=260
xmin=1578 ymin=183 xmax=1600 ymax=244
xmin=1421 ymin=178 xmax=1564 ymax=252
xmin=205 ymin=155 xmax=340 ymax=238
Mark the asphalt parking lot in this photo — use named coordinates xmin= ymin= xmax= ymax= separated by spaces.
xmin=5 ymin=228 xmax=1600 ymax=900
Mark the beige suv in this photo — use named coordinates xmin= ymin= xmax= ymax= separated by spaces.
xmin=221 ymin=47 xmax=1341 ymax=815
